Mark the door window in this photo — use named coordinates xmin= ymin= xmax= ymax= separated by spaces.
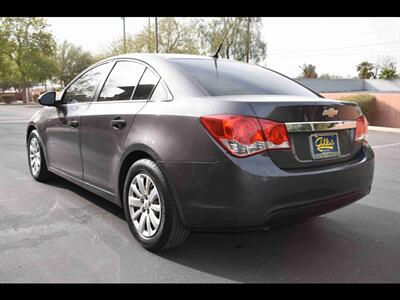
xmin=150 ymin=80 xmax=172 ymax=101
xmin=63 ymin=63 xmax=111 ymax=104
xmin=98 ymin=61 xmax=146 ymax=101
xmin=132 ymin=68 xmax=160 ymax=100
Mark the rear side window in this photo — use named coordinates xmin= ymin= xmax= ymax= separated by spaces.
xmin=170 ymin=58 xmax=318 ymax=97
xmin=99 ymin=61 xmax=145 ymax=101
xmin=63 ymin=63 xmax=111 ymax=103
xmin=150 ymin=81 xmax=171 ymax=101
xmin=132 ymin=68 xmax=160 ymax=100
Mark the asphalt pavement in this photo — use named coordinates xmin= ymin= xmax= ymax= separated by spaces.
xmin=0 ymin=105 xmax=399 ymax=283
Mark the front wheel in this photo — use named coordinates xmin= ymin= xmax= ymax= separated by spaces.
xmin=27 ymin=130 xmax=52 ymax=182
xmin=122 ymin=159 xmax=189 ymax=251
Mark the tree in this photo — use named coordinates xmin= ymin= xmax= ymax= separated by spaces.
xmin=0 ymin=17 xmax=57 ymax=102
xmin=299 ymin=64 xmax=318 ymax=78
xmin=356 ymin=61 xmax=374 ymax=79
xmin=198 ymin=17 xmax=267 ymax=64
xmin=379 ymin=63 xmax=399 ymax=79
xmin=101 ymin=34 xmax=147 ymax=58
xmin=319 ymin=73 xmax=343 ymax=79
xmin=100 ymin=17 xmax=200 ymax=58
xmin=372 ymin=60 xmax=380 ymax=79
xmin=99 ymin=17 xmax=267 ymax=65
xmin=372 ymin=56 xmax=399 ymax=80
xmin=157 ymin=18 xmax=200 ymax=54
xmin=371 ymin=56 xmax=397 ymax=79
xmin=0 ymin=53 xmax=21 ymax=91
xmin=55 ymin=40 xmax=95 ymax=87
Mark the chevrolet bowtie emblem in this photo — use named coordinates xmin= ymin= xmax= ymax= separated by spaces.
xmin=322 ymin=108 xmax=338 ymax=118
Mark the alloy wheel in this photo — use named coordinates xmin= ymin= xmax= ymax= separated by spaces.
xmin=29 ymin=137 xmax=41 ymax=176
xmin=128 ymin=173 xmax=162 ymax=238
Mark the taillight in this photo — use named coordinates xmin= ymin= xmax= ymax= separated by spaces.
xmin=200 ymin=115 xmax=290 ymax=157
xmin=258 ymin=119 xmax=291 ymax=149
xmin=355 ymin=115 xmax=368 ymax=142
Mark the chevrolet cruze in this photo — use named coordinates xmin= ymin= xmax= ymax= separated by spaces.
xmin=27 ymin=53 xmax=374 ymax=251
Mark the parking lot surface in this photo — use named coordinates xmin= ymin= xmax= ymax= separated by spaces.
xmin=1 ymin=105 xmax=399 ymax=283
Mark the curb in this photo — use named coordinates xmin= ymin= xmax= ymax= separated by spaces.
xmin=0 ymin=104 xmax=40 ymax=108
xmin=369 ymin=126 xmax=400 ymax=133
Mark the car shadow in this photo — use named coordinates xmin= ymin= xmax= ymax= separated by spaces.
xmin=43 ymin=175 xmax=125 ymax=221
xmin=158 ymin=204 xmax=400 ymax=283
xmin=38 ymin=176 xmax=400 ymax=283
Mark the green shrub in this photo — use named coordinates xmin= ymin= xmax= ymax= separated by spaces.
xmin=339 ymin=93 xmax=376 ymax=116
xmin=32 ymin=94 xmax=39 ymax=102
xmin=0 ymin=94 xmax=17 ymax=104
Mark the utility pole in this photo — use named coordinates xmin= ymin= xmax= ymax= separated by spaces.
xmin=246 ymin=17 xmax=250 ymax=63
xmin=122 ymin=17 xmax=126 ymax=53
xmin=148 ymin=17 xmax=151 ymax=52
xmin=155 ymin=17 xmax=159 ymax=53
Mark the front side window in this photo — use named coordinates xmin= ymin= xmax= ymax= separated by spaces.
xmin=99 ymin=61 xmax=146 ymax=101
xmin=169 ymin=58 xmax=319 ymax=97
xmin=63 ymin=63 xmax=111 ymax=104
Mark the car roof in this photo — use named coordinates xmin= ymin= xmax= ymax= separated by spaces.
xmin=99 ymin=53 xmax=238 ymax=65
xmin=104 ymin=53 xmax=211 ymax=60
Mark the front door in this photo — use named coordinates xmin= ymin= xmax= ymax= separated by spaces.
xmin=46 ymin=62 xmax=112 ymax=179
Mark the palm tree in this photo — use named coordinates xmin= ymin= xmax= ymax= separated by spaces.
xmin=356 ymin=61 xmax=374 ymax=79
xmin=378 ymin=63 xmax=399 ymax=80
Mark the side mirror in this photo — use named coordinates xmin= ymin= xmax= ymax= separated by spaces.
xmin=38 ymin=92 xmax=56 ymax=106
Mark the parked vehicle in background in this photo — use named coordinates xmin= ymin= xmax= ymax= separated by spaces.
xmin=27 ymin=54 xmax=374 ymax=251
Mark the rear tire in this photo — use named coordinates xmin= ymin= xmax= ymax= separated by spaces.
xmin=122 ymin=159 xmax=189 ymax=251
xmin=27 ymin=130 xmax=52 ymax=182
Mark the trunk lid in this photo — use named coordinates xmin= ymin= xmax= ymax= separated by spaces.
xmin=216 ymin=95 xmax=363 ymax=169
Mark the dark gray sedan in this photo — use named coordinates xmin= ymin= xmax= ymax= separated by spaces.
xmin=27 ymin=54 xmax=374 ymax=251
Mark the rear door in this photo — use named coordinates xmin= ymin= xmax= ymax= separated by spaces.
xmin=80 ymin=60 xmax=161 ymax=193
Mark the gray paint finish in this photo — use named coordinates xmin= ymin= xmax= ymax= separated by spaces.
xmin=1 ymin=107 xmax=396 ymax=282
xmin=26 ymin=53 xmax=375 ymax=230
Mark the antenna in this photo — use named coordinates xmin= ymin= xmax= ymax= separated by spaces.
xmin=212 ymin=42 xmax=223 ymax=59
xmin=210 ymin=19 xmax=239 ymax=59
xmin=211 ymin=42 xmax=223 ymax=77
xmin=213 ymin=56 xmax=219 ymax=78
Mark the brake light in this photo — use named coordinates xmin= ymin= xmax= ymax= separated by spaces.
xmin=355 ymin=115 xmax=368 ymax=142
xmin=200 ymin=115 xmax=290 ymax=157
xmin=258 ymin=119 xmax=291 ymax=149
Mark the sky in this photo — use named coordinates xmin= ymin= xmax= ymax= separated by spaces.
xmin=47 ymin=17 xmax=400 ymax=78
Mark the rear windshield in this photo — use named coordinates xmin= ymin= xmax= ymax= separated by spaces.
xmin=170 ymin=58 xmax=319 ymax=97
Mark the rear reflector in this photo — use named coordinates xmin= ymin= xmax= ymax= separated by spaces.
xmin=355 ymin=115 xmax=368 ymax=142
xmin=200 ymin=115 xmax=290 ymax=157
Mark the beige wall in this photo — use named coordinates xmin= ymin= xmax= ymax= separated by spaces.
xmin=321 ymin=93 xmax=400 ymax=128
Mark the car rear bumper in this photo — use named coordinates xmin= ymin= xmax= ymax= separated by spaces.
xmin=159 ymin=143 xmax=374 ymax=230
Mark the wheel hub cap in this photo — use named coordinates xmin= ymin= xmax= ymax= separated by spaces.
xmin=128 ymin=173 xmax=162 ymax=238
xmin=29 ymin=137 xmax=41 ymax=176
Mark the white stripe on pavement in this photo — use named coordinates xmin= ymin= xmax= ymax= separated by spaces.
xmin=371 ymin=143 xmax=400 ymax=149
xmin=0 ymin=120 xmax=28 ymax=123
xmin=369 ymin=126 xmax=400 ymax=134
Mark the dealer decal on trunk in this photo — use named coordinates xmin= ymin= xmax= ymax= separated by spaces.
xmin=310 ymin=132 xmax=340 ymax=159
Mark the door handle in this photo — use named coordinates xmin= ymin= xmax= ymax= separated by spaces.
xmin=68 ymin=120 xmax=79 ymax=128
xmin=111 ymin=118 xmax=126 ymax=129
